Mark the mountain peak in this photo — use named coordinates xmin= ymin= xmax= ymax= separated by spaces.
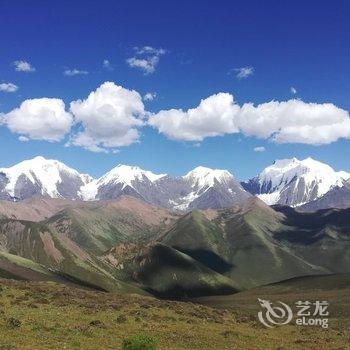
xmin=273 ymin=157 xmax=298 ymax=166
xmin=184 ymin=166 xmax=234 ymax=182
xmin=246 ymin=157 xmax=350 ymax=207
xmin=0 ymin=156 xmax=91 ymax=200
xmin=32 ymin=155 xmax=46 ymax=161
xmin=103 ymin=164 xmax=166 ymax=185
xmin=268 ymin=157 xmax=336 ymax=177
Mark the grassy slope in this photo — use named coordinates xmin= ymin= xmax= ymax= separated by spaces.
xmin=160 ymin=211 xmax=233 ymax=274
xmin=0 ymin=197 xmax=179 ymax=295
xmin=194 ymin=273 xmax=350 ymax=328
xmin=128 ymin=243 xmax=238 ymax=298
xmin=157 ymin=199 xmax=350 ymax=290
xmin=221 ymin=203 xmax=328 ymax=289
xmin=47 ymin=206 xmax=160 ymax=254
xmin=273 ymin=207 xmax=350 ymax=274
xmin=156 ymin=203 xmax=317 ymax=290
xmin=0 ymin=278 xmax=348 ymax=350
xmin=0 ymin=218 xmax=147 ymax=295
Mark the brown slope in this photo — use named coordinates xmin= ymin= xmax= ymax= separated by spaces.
xmin=0 ymin=195 xmax=178 ymax=224
xmin=0 ymin=196 xmax=82 ymax=221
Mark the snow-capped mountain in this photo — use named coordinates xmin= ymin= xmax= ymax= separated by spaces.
xmin=3 ymin=156 xmax=349 ymax=211
xmin=242 ymin=157 xmax=350 ymax=207
xmin=0 ymin=156 xmax=92 ymax=201
xmin=299 ymin=180 xmax=350 ymax=212
xmin=80 ymin=164 xmax=250 ymax=210
xmin=173 ymin=166 xmax=251 ymax=210
xmin=79 ymin=164 xmax=169 ymax=205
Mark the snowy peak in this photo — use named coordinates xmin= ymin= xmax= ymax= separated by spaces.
xmin=261 ymin=157 xmax=349 ymax=190
xmin=184 ymin=166 xmax=234 ymax=189
xmin=174 ymin=166 xmax=250 ymax=211
xmin=245 ymin=157 xmax=350 ymax=206
xmin=93 ymin=164 xmax=166 ymax=191
xmin=79 ymin=164 xmax=167 ymax=201
xmin=268 ymin=157 xmax=336 ymax=177
xmin=80 ymin=164 xmax=249 ymax=210
xmin=101 ymin=164 xmax=166 ymax=187
xmin=0 ymin=156 xmax=92 ymax=200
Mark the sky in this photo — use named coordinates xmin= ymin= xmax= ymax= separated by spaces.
xmin=1 ymin=0 xmax=350 ymax=180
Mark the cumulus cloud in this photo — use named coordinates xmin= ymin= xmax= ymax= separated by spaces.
xmin=144 ymin=92 xmax=157 ymax=101
xmin=148 ymin=93 xmax=240 ymax=141
xmin=64 ymin=68 xmax=89 ymax=76
xmin=69 ymin=81 xmax=145 ymax=152
xmin=126 ymin=57 xmax=159 ymax=75
xmin=0 ymin=83 xmax=18 ymax=93
xmin=254 ymin=146 xmax=266 ymax=152
xmin=13 ymin=60 xmax=35 ymax=72
xmin=290 ymin=86 xmax=297 ymax=95
xmin=3 ymin=98 xmax=73 ymax=141
xmin=149 ymin=94 xmax=350 ymax=145
xmin=237 ymin=99 xmax=350 ymax=144
xmin=126 ymin=46 xmax=166 ymax=75
xmin=234 ymin=66 xmax=254 ymax=79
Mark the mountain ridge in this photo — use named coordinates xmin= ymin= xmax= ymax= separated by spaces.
xmin=242 ymin=157 xmax=350 ymax=208
xmin=0 ymin=157 xmax=251 ymax=210
xmin=1 ymin=156 xmax=349 ymax=211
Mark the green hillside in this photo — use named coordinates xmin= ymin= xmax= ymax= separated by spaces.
xmin=143 ymin=198 xmax=350 ymax=290
xmin=1 ymin=196 xmax=350 ymax=300
xmin=127 ymin=243 xmax=239 ymax=298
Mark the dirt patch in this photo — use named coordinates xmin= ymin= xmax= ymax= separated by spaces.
xmin=39 ymin=232 xmax=64 ymax=264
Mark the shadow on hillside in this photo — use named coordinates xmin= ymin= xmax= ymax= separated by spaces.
xmin=174 ymin=247 xmax=234 ymax=274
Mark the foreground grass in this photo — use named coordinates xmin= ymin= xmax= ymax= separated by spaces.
xmin=0 ymin=279 xmax=348 ymax=350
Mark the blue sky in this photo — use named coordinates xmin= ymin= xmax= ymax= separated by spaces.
xmin=1 ymin=0 xmax=350 ymax=180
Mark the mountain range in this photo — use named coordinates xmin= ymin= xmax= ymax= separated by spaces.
xmin=0 ymin=156 xmax=349 ymax=211
xmin=0 ymin=195 xmax=350 ymax=298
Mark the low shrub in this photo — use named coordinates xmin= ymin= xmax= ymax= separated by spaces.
xmin=6 ymin=317 xmax=21 ymax=328
xmin=116 ymin=314 xmax=127 ymax=323
xmin=122 ymin=334 xmax=157 ymax=350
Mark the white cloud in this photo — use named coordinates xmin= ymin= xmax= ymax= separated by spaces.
xmin=13 ymin=60 xmax=35 ymax=72
xmin=0 ymin=83 xmax=18 ymax=93
xmin=126 ymin=56 xmax=159 ymax=75
xmin=69 ymin=81 xmax=145 ymax=152
xmin=64 ymin=68 xmax=89 ymax=76
xmin=149 ymin=94 xmax=350 ymax=145
xmin=0 ymin=113 xmax=5 ymax=125
xmin=133 ymin=46 xmax=166 ymax=55
xmin=126 ymin=46 xmax=166 ymax=75
xmin=102 ymin=59 xmax=113 ymax=70
xmin=144 ymin=92 xmax=157 ymax=101
xmin=148 ymin=93 xmax=240 ymax=141
xmin=18 ymin=136 xmax=29 ymax=142
xmin=234 ymin=66 xmax=254 ymax=79
xmin=254 ymin=146 xmax=266 ymax=152
xmin=290 ymin=86 xmax=297 ymax=95
xmin=237 ymin=99 xmax=350 ymax=144
xmin=3 ymin=98 xmax=73 ymax=141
